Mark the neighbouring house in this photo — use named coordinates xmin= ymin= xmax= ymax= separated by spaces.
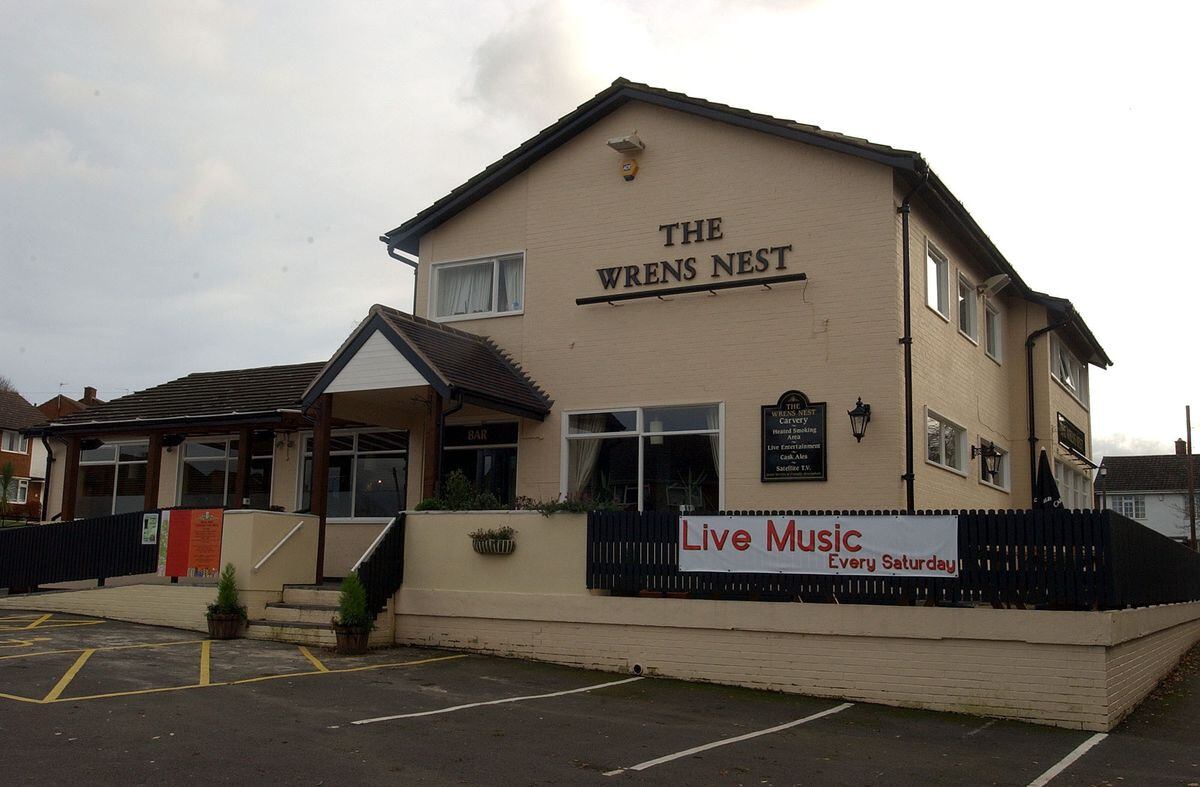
xmin=0 ymin=390 xmax=48 ymax=520
xmin=1097 ymin=440 xmax=1199 ymax=543
xmin=37 ymin=386 xmax=104 ymax=422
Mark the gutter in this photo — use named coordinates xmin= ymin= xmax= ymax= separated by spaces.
xmin=897 ymin=168 xmax=930 ymax=513
xmin=1026 ymin=309 xmax=1074 ymax=504
xmin=41 ymin=409 xmax=292 ymax=436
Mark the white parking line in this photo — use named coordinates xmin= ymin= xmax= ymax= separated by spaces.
xmin=1027 ymin=733 xmax=1108 ymax=787
xmin=603 ymin=701 xmax=854 ymax=777
xmin=350 ymin=675 xmax=645 ymax=725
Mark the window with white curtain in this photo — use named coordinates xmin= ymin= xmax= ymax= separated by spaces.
xmin=2 ymin=429 xmax=28 ymax=453
xmin=431 ymin=253 xmax=524 ymax=320
xmin=564 ymin=404 xmax=721 ymax=512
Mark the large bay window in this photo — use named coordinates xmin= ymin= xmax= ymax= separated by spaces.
xmin=301 ymin=430 xmax=408 ymax=518
xmin=1054 ymin=459 xmax=1092 ymax=510
xmin=564 ymin=404 xmax=721 ymax=512
xmin=179 ymin=435 xmax=274 ymax=509
xmin=77 ymin=441 xmax=147 ymax=518
xmin=431 ymin=253 xmax=524 ymax=320
xmin=1051 ymin=336 xmax=1088 ymax=404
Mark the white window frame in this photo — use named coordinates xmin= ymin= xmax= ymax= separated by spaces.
xmin=4 ymin=477 xmax=29 ymax=504
xmin=560 ymin=403 xmax=725 ymax=512
xmin=925 ymin=408 xmax=967 ymax=475
xmin=1112 ymin=494 xmax=1146 ymax=519
xmin=1054 ymin=459 xmax=1093 ymax=510
xmin=977 ymin=438 xmax=1010 ymax=492
xmin=296 ymin=427 xmax=410 ymax=522
xmin=984 ymin=300 xmax=1002 ymax=363
xmin=957 ymin=274 xmax=979 ymax=343
xmin=925 ymin=241 xmax=950 ymax=320
xmin=1051 ymin=335 xmax=1089 ymax=406
xmin=77 ymin=440 xmax=149 ymax=516
xmin=428 ymin=251 xmax=525 ymax=323
xmin=1 ymin=429 xmax=28 ymax=454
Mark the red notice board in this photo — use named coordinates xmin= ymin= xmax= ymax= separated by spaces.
xmin=161 ymin=509 xmax=224 ymax=578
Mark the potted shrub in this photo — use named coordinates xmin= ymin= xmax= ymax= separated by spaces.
xmin=206 ymin=563 xmax=246 ymax=640
xmin=331 ymin=570 xmax=373 ymax=655
xmin=470 ymin=525 xmax=517 ymax=555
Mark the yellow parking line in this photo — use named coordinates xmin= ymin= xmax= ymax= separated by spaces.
xmin=41 ymin=653 xmax=471 ymax=703
xmin=199 ymin=641 xmax=212 ymax=686
xmin=0 ymin=691 xmax=42 ymax=704
xmin=0 ymin=639 xmax=206 ymax=661
xmin=21 ymin=614 xmax=52 ymax=631
xmin=43 ymin=648 xmax=96 ymax=702
xmin=298 ymin=646 xmax=328 ymax=672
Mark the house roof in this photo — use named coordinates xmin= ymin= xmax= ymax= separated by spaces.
xmin=0 ymin=391 xmax=47 ymax=431
xmin=380 ymin=77 xmax=1110 ymax=369
xmin=1099 ymin=454 xmax=1200 ymax=493
xmin=302 ymin=305 xmax=552 ymax=420
xmin=42 ymin=362 xmax=326 ymax=433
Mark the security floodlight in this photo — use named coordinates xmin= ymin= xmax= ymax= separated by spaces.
xmin=606 ymin=133 xmax=645 ymax=153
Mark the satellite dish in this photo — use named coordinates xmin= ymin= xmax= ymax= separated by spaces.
xmin=978 ymin=273 xmax=1012 ymax=298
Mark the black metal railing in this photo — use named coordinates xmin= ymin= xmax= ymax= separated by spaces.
xmin=586 ymin=509 xmax=1200 ymax=610
xmin=355 ymin=513 xmax=407 ymax=617
xmin=0 ymin=511 xmax=160 ymax=591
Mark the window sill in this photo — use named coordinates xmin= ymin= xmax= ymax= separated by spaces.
xmin=958 ymin=328 xmax=979 ymax=346
xmin=429 ymin=309 xmax=524 ymax=324
xmin=925 ymin=457 xmax=968 ymax=478
xmin=925 ymin=303 xmax=951 ymax=323
xmin=986 ymin=351 xmax=1002 ymax=367
xmin=0 ymin=447 xmax=27 ymax=454
xmin=979 ymin=477 xmax=1010 ymax=493
xmin=1051 ymin=375 xmax=1090 ymax=411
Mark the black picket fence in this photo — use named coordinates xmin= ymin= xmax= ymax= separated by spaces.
xmin=355 ymin=513 xmax=407 ymax=618
xmin=586 ymin=509 xmax=1200 ymax=610
xmin=0 ymin=511 xmax=159 ymax=590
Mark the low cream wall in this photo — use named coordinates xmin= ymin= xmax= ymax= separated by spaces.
xmin=394 ymin=511 xmax=1200 ymax=731
xmin=324 ymin=521 xmax=390 ymax=579
xmin=220 ymin=510 xmax=319 ymax=617
xmin=403 ymin=511 xmax=587 ymax=595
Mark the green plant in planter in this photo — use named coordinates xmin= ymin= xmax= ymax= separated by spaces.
xmin=468 ymin=525 xmax=516 ymax=541
xmin=333 ymin=570 xmax=374 ymax=631
xmin=206 ymin=563 xmax=246 ymax=640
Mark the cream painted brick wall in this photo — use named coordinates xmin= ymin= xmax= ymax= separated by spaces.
xmin=416 ymin=102 xmax=905 ymax=509
xmin=0 ymin=585 xmax=212 ymax=632
xmin=1104 ymin=617 xmax=1200 ymax=726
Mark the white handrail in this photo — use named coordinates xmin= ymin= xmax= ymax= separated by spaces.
xmin=253 ymin=520 xmax=305 ymax=573
xmin=352 ymin=515 xmax=398 ymax=573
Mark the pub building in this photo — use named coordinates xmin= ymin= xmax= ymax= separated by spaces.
xmin=32 ymin=79 xmax=1109 ymax=576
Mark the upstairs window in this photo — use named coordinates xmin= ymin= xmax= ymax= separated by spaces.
xmin=1051 ymin=336 xmax=1089 ymax=404
xmin=984 ymin=301 xmax=1002 ymax=361
xmin=926 ymin=243 xmax=949 ymax=318
xmin=958 ymin=275 xmax=978 ymax=341
xmin=431 ymin=253 xmax=524 ymax=320
xmin=2 ymin=430 xmax=28 ymax=453
xmin=1112 ymin=494 xmax=1145 ymax=519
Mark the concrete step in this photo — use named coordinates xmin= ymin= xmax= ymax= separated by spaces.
xmin=281 ymin=586 xmax=341 ymax=605
xmin=246 ymin=619 xmax=393 ymax=648
xmin=263 ymin=602 xmax=339 ymax=626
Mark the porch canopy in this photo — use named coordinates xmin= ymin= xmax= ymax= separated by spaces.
xmin=300 ymin=304 xmax=552 ymax=579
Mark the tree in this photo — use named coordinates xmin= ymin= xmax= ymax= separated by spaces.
xmin=0 ymin=374 xmax=15 ymax=393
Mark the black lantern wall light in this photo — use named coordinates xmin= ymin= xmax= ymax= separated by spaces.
xmin=972 ymin=442 xmax=1002 ymax=480
xmin=848 ymin=398 xmax=871 ymax=442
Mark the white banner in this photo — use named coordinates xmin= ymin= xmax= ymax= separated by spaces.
xmin=678 ymin=515 xmax=958 ymax=577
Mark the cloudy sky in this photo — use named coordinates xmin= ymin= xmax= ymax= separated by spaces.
xmin=1 ymin=0 xmax=1196 ymax=459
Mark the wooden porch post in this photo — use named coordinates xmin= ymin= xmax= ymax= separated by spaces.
xmin=311 ymin=394 xmax=332 ymax=584
xmin=61 ymin=436 xmax=81 ymax=520
xmin=144 ymin=433 xmax=163 ymax=511
xmin=234 ymin=426 xmax=252 ymax=508
xmin=422 ymin=389 xmax=443 ymax=500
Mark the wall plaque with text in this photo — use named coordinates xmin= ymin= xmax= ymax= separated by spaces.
xmin=762 ymin=390 xmax=827 ymax=482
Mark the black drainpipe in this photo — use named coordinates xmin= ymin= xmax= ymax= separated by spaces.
xmin=898 ymin=169 xmax=929 ymax=513
xmin=433 ymin=390 xmax=464 ymax=493
xmin=1025 ymin=310 xmax=1073 ymax=505
xmin=40 ymin=433 xmax=54 ymax=521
